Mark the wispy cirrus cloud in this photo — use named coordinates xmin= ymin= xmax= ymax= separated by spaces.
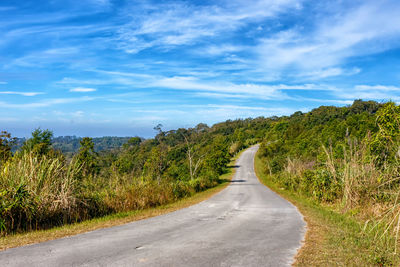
xmin=0 ymin=91 xmax=43 ymax=96
xmin=6 ymin=47 xmax=81 ymax=68
xmin=116 ymin=0 xmax=302 ymax=53
xmin=57 ymin=77 xmax=109 ymax=86
xmin=256 ymin=0 xmax=400 ymax=78
xmin=200 ymin=44 xmax=246 ymax=57
xmin=296 ymin=67 xmax=361 ymax=80
xmin=56 ymin=70 xmax=400 ymax=105
xmin=70 ymin=87 xmax=97 ymax=92
xmin=148 ymin=76 xmax=332 ymax=100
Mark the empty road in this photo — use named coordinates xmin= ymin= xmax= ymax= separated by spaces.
xmin=1 ymin=145 xmax=305 ymax=266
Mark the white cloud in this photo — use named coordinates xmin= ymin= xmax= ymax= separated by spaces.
xmin=319 ymin=1 xmax=400 ymax=53
xmin=0 ymin=91 xmax=43 ymax=96
xmin=57 ymin=71 xmax=400 ymax=104
xmin=333 ymin=84 xmax=400 ymax=101
xmin=70 ymin=87 xmax=97 ymax=92
xmin=298 ymin=67 xmax=361 ymax=80
xmin=200 ymin=44 xmax=246 ymax=56
xmin=150 ymin=76 xmax=330 ymax=99
xmin=89 ymin=69 xmax=153 ymax=79
xmin=256 ymin=0 xmax=400 ymax=78
xmin=116 ymin=0 xmax=302 ymax=53
xmin=58 ymin=77 xmax=108 ymax=85
xmin=60 ymin=71 xmax=336 ymax=101
xmin=8 ymin=47 xmax=81 ymax=68
xmin=194 ymin=92 xmax=250 ymax=99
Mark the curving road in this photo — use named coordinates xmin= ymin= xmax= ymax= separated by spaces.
xmin=0 ymin=145 xmax=305 ymax=267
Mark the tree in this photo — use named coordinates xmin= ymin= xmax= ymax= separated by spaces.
xmin=76 ymin=137 xmax=98 ymax=176
xmin=154 ymin=124 xmax=165 ymax=143
xmin=183 ymin=134 xmax=206 ymax=180
xmin=195 ymin=123 xmax=209 ymax=133
xmin=0 ymin=131 xmax=16 ymax=163
xmin=143 ymin=146 xmax=167 ymax=184
xmin=154 ymin=124 xmax=163 ymax=134
xmin=370 ymin=102 xmax=400 ymax=164
xmin=205 ymin=136 xmax=230 ymax=175
xmin=21 ymin=128 xmax=53 ymax=156
xmin=123 ymin=137 xmax=142 ymax=150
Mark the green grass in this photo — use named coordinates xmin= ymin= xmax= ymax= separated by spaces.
xmin=0 ymin=149 xmax=243 ymax=251
xmin=254 ymin=151 xmax=400 ymax=266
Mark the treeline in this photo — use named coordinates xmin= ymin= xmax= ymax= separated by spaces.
xmin=257 ymin=100 xmax=400 ymax=257
xmin=13 ymin=136 xmax=132 ymax=154
xmin=0 ymin=121 xmax=263 ymax=235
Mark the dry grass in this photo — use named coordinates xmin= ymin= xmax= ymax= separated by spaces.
xmin=0 ymin=183 xmax=227 ymax=251
xmin=254 ymin=151 xmax=400 ymax=266
xmin=0 ymin=151 xmax=241 ymax=251
xmin=1 ymin=150 xmax=228 ymax=235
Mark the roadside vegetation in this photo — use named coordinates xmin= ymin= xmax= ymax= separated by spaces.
xmin=256 ymin=100 xmax=400 ymax=265
xmin=0 ymin=153 xmax=239 ymax=250
xmin=0 ymin=122 xmax=261 ymax=236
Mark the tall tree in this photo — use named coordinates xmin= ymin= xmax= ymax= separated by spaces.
xmin=76 ymin=137 xmax=98 ymax=176
xmin=205 ymin=135 xmax=230 ymax=175
xmin=143 ymin=146 xmax=167 ymax=184
xmin=183 ymin=134 xmax=205 ymax=180
xmin=21 ymin=128 xmax=53 ymax=156
xmin=0 ymin=131 xmax=16 ymax=163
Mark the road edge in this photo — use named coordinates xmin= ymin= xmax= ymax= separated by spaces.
xmin=252 ymin=145 xmax=307 ymax=266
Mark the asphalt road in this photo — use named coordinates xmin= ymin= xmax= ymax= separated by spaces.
xmin=0 ymin=145 xmax=306 ymax=267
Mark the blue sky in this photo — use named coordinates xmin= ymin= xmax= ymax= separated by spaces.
xmin=1 ymin=0 xmax=400 ymax=137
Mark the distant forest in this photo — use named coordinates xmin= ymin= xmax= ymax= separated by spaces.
xmin=14 ymin=136 xmax=133 ymax=154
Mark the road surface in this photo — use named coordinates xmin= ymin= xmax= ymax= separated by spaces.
xmin=0 ymin=145 xmax=305 ymax=266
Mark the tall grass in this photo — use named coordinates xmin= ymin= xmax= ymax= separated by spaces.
xmin=262 ymin=137 xmax=400 ymax=254
xmin=323 ymin=139 xmax=400 ymax=254
xmin=1 ymin=153 xmax=82 ymax=233
xmin=0 ymin=152 xmax=219 ymax=235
